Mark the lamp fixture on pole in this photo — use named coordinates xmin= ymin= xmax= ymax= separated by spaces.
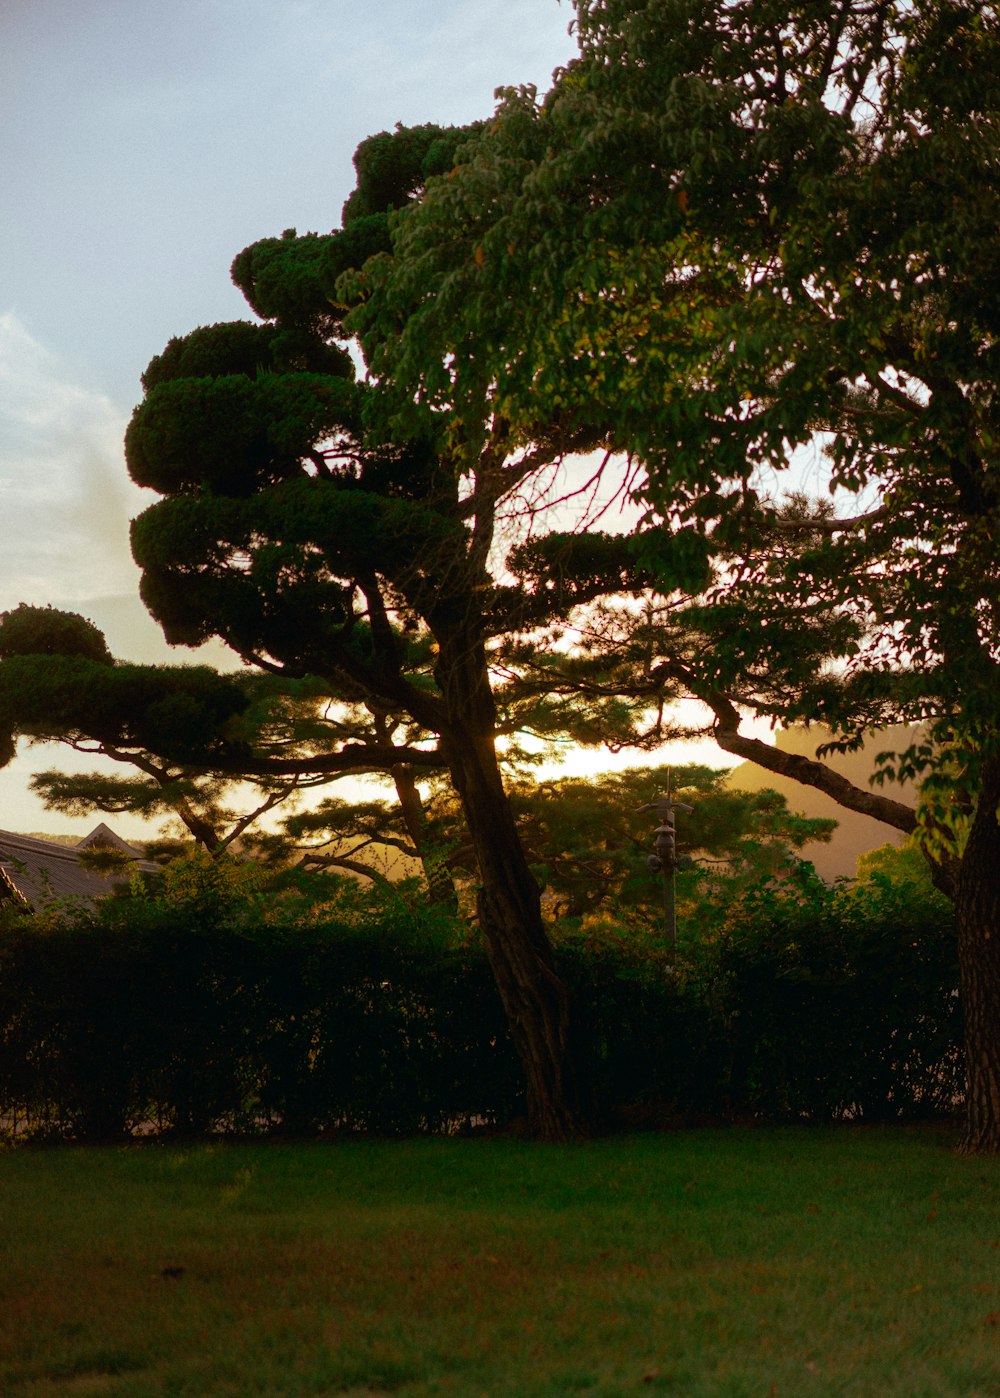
xmin=637 ymin=771 xmax=692 ymax=951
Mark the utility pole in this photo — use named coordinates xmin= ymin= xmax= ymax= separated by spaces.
xmin=637 ymin=775 xmax=692 ymax=952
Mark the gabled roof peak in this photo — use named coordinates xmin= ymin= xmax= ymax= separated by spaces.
xmin=75 ymin=822 xmax=145 ymax=857
xmin=0 ymin=825 xmax=156 ymax=910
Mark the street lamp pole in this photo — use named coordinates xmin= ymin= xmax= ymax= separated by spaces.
xmin=637 ymin=780 xmax=692 ymax=952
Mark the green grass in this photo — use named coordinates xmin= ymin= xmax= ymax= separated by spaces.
xmin=2 ymin=1126 xmax=999 ymax=1396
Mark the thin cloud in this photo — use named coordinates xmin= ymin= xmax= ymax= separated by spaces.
xmin=0 ymin=313 xmax=145 ymax=610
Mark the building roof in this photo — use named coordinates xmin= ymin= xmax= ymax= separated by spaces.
xmin=0 ymin=825 xmax=158 ymax=910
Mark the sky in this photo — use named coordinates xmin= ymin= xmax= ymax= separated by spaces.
xmin=0 ymin=0 xmax=586 ymax=834
xmin=0 ymin=0 xmax=730 ymax=839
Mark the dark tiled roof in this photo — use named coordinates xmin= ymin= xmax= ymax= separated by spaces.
xmin=0 ymin=827 xmax=157 ymax=910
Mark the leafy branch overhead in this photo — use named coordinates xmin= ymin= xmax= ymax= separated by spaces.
xmin=346 ymin=0 xmax=1000 ymax=756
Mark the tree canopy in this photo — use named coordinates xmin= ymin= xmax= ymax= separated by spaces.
xmin=332 ymin=0 xmax=1000 ymax=1149
xmin=117 ymin=116 xmax=697 ymax=1137
xmin=345 ymin=0 xmax=1000 ymax=774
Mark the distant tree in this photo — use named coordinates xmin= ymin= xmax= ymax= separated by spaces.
xmin=382 ymin=762 xmax=834 ymax=925
xmin=513 ymin=765 xmax=835 ymax=930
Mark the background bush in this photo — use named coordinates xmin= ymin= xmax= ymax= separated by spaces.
xmin=0 ymin=857 xmax=962 ymax=1142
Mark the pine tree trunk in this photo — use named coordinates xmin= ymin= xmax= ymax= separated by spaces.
xmin=390 ymin=762 xmax=457 ymax=911
xmin=955 ymin=760 xmax=1000 ymax=1154
xmin=448 ymin=731 xmax=587 ymax=1141
xmin=432 ymin=615 xmax=587 ymax=1141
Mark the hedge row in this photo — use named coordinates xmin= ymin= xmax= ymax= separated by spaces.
xmin=0 ymin=877 xmax=963 ymax=1141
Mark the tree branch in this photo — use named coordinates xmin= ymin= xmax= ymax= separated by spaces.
xmin=212 ymin=785 xmax=299 ymax=856
xmin=708 ymin=692 xmax=917 ymax=835
xmin=770 ymin=505 xmax=889 ymax=535
xmin=105 ymin=746 xmax=222 ymax=850
xmin=203 ymin=742 xmax=447 ymax=779
xmin=297 ymin=851 xmax=393 ymax=885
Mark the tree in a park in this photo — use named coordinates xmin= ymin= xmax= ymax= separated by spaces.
xmin=119 ymin=129 xmax=686 ymax=1136
xmin=339 ymin=0 xmax=1000 ymax=1149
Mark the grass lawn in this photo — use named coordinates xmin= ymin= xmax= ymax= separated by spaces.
xmin=1 ymin=1125 xmax=999 ymax=1396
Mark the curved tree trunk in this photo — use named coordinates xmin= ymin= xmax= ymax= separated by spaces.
xmin=702 ymin=697 xmax=1000 ymax=1151
xmin=435 ymin=623 xmax=586 ymax=1141
xmin=955 ymin=760 xmax=1000 ymax=1154
xmin=448 ymin=730 xmax=587 ymax=1141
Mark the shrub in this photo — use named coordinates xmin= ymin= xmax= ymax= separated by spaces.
xmin=0 ymin=858 xmax=962 ymax=1141
xmin=677 ymin=862 xmax=961 ymax=1121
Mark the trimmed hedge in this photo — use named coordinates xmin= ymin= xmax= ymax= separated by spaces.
xmin=0 ymin=872 xmax=963 ymax=1141
xmin=0 ymin=916 xmax=521 ymax=1141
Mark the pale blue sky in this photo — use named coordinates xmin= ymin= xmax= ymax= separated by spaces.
xmin=3 ymin=0 xmax=577 ymax=404
xmin=0 ymin=0 xmax=579 ymax=833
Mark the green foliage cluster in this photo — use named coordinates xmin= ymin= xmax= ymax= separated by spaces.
xmin=342 ymin=0 xmax=1000 ymax=822
xmin=382 ymin=762 xmax=838 ymax=926
xmin=0 ymin=604 xmax=113 ymax=665
xmin=0 ymin=875 xmax=512 ymax=1142
xmin=677 ymin=859 xmax=960 ymax=1122
xmin=0 ymin=859 xmax=959 ymax=1142
xmin=0 ymin=605 xmax=250 ymax=767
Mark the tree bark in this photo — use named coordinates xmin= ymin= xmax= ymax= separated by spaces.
xmin=709 ymin=698 xmax=918 ymax=834
xmin=447 ymin=729 xmax=587 ymax=1141
xmin=390 ymin=762 xmax=458 ymax=912
xmin=955 ymin=760 xmax=1000 ymax=1154
xmin=434 ymin=616 xmax=586 ymax=1140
